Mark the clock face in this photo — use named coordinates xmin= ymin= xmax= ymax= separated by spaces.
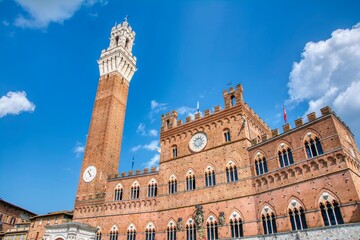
xmin=83 ymin=166 xmax=97 ymax=183
xmin=189 ymin=132 xmax=208 ymax=152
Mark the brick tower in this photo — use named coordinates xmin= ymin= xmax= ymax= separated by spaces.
xmin=74 ymin=19 xmax=136 ymax=209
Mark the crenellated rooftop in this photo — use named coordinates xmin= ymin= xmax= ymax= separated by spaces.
xmin=108 ymin=167 xmax=159 ymax=181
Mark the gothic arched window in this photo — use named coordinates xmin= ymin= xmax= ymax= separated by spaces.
xmin=114 ymin=184 xmax=123 ymax=201
xmin=95 ymin=229 xmax=102 ymax=240
xmin=109 ymin=226 xmax=118 ymax=240
xmin=147 ymin=179 xmax=158 ymax=198
xmin=172 ymin=145 xmax=178 ymax=158
xmin=127 ymin=224 xmax=136 ymax=240
xmin=229 ymin=211 xmax=243 ymax=238
xmin=186 ymin=219 xmax=196 ymax=240
xmin=288 ymin=200 xmax=307 ymax=231
xmin=205 ymin=166 xmax=216 ymax=187
xmin=255 ymin=152 xmax=268 ymax=175
xmin=167 ymin=221 xmax=177 ymax=240
xmin=226 ymin=161 xmax=238 ymax=183
xmin=224 ymin=129 xmax=231 ymax=142
xmin=186 ymin=170 xmax=196 ymax=191
xmin=304 ymin=132 xmax=324 ymax=158
xmin=168 ymin=175 xmax=177 ymax=194
xmin=130 ymin=182 xmax=140 ymax=199
xmin=145 ymin=223 xmax=155 ymax=240
xmin=206 ymin=216 xmax=219 ymax=240
xmin=261 ymin=207 xmax=277 ymax=235
xmin=278 ymin=143 xmax=294 ymax=168
xmin=319 ymin=193 xmax=344 ymax=226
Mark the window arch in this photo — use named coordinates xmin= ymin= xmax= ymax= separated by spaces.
xmin=226 ymin=161 xmax=238 ymax=183
xmin=147 ymin=179 xmax=158 ymax=198
xmin=206 ymin=215 xmax=219 ymax=240
xmin=109 ymin=226 xmax=118 ymax=240
xmin=95 ymin=228 xmax=102 ymax=240
xmin=229 ymin=211 xmax=243 ymax=238
xmin=167 ymin=220 xmax=177 ymax=240
xmin=172 ymin=145 xmax=178 ymax=158
xmin=186 ymin=218 xmax=196 ymax=240
xmin=319 ymin=192 xmax=344 ymax=226
xmin=304 ymin=132 xmax=324 ymax=158
xmin=261 ymin=206 xmax=277 ymax=235
xmin=255 ymin=152 xmax=268 ymax=175
xmin=114 ymin=184 xmax=123 ymax=201
xmin=186 ymin=170 xmax=196 ymax=191
xmin=231 ymin=95 xmax=236 ymax=106
xmin=115 ymin=36 xmax=120 ymax=47
xmin=125 ymin=38 xmax=130 ymax=49
xmin=130 ymin=181 xmax=140 ymax=199
xmin=288 ymin=199 xmax=307 ymax=231
xmin=224 ymin=129 xmax=231 ymax=142
xmin=278 ymin=143 xmax=294 ymax=168
xmin=205 ymin=166 xmax=216 ymax=187
xmin=145 ymin=222 xmax=155 ymax=240
xmin=127 ymin=224 xmax=136 ymax=240
xmin=168 ymin=175 xmax=177 ymax=194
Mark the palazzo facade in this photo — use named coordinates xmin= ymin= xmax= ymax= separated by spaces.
xmin=67 ymin=19 xmax=360 ymax=239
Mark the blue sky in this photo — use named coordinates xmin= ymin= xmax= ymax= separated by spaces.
xmin=0 ymin=0 xmax=359 ymax=214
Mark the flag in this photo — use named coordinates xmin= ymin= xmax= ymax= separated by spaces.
xmin=283 ymin=105 xmax=287 ymax=123
xmin=197 ymin=101 xmax=200 ymax=113
xmin=131 ymin=156 xmax=134 ymax=169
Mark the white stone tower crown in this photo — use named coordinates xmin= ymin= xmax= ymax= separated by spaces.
xmin=98 ymin=18 xmax=137 ymax=82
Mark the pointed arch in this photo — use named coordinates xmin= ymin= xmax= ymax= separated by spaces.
xmin=167 ymin=219 xmax=177 ymax=240
xmin=318 ymin=190 xmax=344 ymax=226
xmin=229 ymin=210 xmax=243 ymax=238
xmin=287 ymin=198 xmax=308 ymax=231
xmin=254 ymin=151 xmax=268 ymax=175
xmin=223 ymin=128 xmax=231 ymax=142
xmin=226 ymin=160 xmax=238 ymax=183
xmin=126 ymin=223 xmax=136 ymax=240
xmin=168 ymin=174 xmax=177 ymax=194
xmin=186 ymin=218 xmax=196 ymax=240
xmin=277 ymin=142 xmax=294 ymax=168
xmin=205 ymin=165 xmax=216 ymax=187
xmin=145 ymin=222 xmax=156 ymax=240
xmin=206 ymin=215 xmax=219 ymax=240
xmin=304 ymin=131 xmax=324 ymax=159
xmin=260 ymin=205 xmax=277 ymax=235
xmin=114 ymin=183 xmax=123 ymax=201
xmin=186 ymin=169 xmax=196 ymax=191
xmin=95 ymin=227 xmax=102 ymax=240
xmin=130 ymin=181 xmax=140 ymax=199
xmin=109 ymin=225 xmax=118 ymax=240
xmin=147 ymin=179 xmax=158 ymax=198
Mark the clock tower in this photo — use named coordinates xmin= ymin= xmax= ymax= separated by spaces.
xmin=75 ymin=18 xmax=137 ymax=207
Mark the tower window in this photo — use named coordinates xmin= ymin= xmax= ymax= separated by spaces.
xmin=172 ymin=146 xmax=178 ymax=158
xmin=186 ymin=171 xmax=196 ymax=191
xmin=125 ymin=38 xmax=130 ymax=49
xmin=304 ymin=134 xmax=324 ymax=159
xmin=255 ymin=154 xmax=268 ymax=175
xmin=231 ymin=95 xmax=236 ymax=106
xmin=115 ymin=36 xmax=120 ymax=47
xmin=224 ymin=129 xmax=231 ymax=142
xmin=147 ymin=180 xmax=158 ymax=198
xmin=205 ymin=166 xmax=216 ymax=187
xmin=278 ymin=144 xmax=294 ymax=168
xmin=186 ymin=219 xmax=196 ymax=240
xmin=131 ymin=183 xmax=140 ymax=199
xmin=168 ymin=176 xmax=177 ymax=194
xmin=206 ymin=216 xmax=219 ymax=240
xmin=167 ymin=221 xmax=177 ymax=240
xmin=226 ymin=161 xmax=238 ymax=183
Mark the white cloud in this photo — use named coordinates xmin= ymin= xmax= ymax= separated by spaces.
xmin=136 ymin=123 xmax=146 ymax=135
xmin=288 ymin=23 xmax=360 ymax=141
xmin=131 ymin=145 xmax=142 ymax=152
xmin=13 ymin=0 xmax=106 ymax=29
xmin=73 ymin=142 xmax=85 ymax=158
xmin=0 ymin=91 xmax=35 ymax=118
xmin=143 ymin=140 xmax=159 ymax=151
xmin=149 ymin=100 xmax=167 ymax=122
xmin=148 ymin=129 xmax=158 ymax=137
xmin=177 ymin=106 xmax=196 ymax=117
xmin=143 ymin=154 xmax=160 ymax=169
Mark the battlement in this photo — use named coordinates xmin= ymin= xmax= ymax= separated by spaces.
xmin=160 ymin=84 xmax=270 ymax=133
xmin=108 ymin=167 xmax=158 ymax=181
xmin=249 ymin=106 xmax=344 ymax=147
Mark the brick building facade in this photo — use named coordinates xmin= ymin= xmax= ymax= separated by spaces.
xmin=66 ymin=19 xmax=360 ymax=240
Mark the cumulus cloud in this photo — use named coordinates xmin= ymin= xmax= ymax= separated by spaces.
xmin=131 ymin=145 xmax=142 ymax=152
xmin=136 ymin=123 xmax=146 ymax=135
xmin=13 ymin=0 xmax=106 ymax=29
xmin=143 ymin=154 xmax=160 ymax=169
xmin=177 ymin=106 xmax=197 ymax=117
xmin=148 ymin=129 xmax=158 ymax=137
xmin=149 ymin=100 xmax=167 ymax=122
xmin=143 ymin=140 xmax=159 ymax=151
xmin=136 ymin=123 xmax=158 ymax=137
xmin=0 ymin=91 xmax=35 ymax=118
xmin=73 ymin=142 xmax=85 ymax=158
xmin=288 ymin=23 xmax=360 ymax=141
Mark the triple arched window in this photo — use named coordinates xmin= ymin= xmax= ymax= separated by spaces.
xmin=288 ymin=200 xmax=307 ymax=231
xmin=168 ymin=175 xmax=177 ymax=194
xmin=261 ymin=207 xmax=277 ymax=235
xmin=126 ymin=224 xmax=136 ymax=240
xmin=319 ymin=192 xmax=343 ymax=226
xmin=304 ymin=132 xmax=324 ymax=158
xmin=229 ymin=211 xmax=243 ymax=238
xmin=186 ymin=219 xmax=196 ymax=240
xmin=205 ymin=166 xmax=216 ymax=187
xmin=166 ymin=221 xmax=177 ymax=240
xmin=226 ymin=161 xmax=238 ymax=183
xmin=131 ymin=182 xmax=140 ymax=199
xmin=145 ymin=223 xmax=155 ymax=240
xmin=95 ymin=229 xmax=101 ymax=240
xmin=147 ymin=179 xmax=157 ymax=198
xmin=114 ymin=184 xmax=123 ymax=201
xmin=278 ymin=143 xmax=294 ymax=168
xmin=109 ymin=226 xmax=118 ymax=240
xmin=186 ymin=171 xmax=196 ymax=191
xmin=255 ymin=152 xmax=268 ymax=175
xmin=206 ymin=216 xmax=219 ymax=240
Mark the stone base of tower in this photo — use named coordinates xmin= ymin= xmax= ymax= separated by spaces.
xmin=44 ymin=222 xmax=97 ymax=240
